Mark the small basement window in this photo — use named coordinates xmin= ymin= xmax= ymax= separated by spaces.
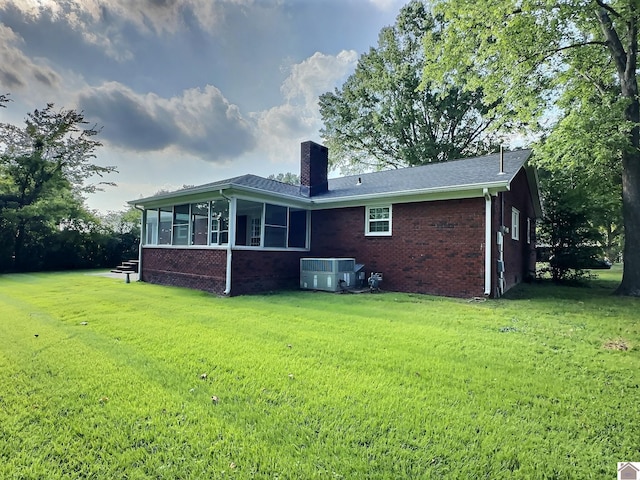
xmin=366 ymin=205 xmax=392 ymax=236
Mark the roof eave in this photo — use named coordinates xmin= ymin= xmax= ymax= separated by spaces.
xmin=310 ymin=180 xmax=512 ymax=209
xmin=128 ymin=182 xmax=309 ymax=209
xmin=128 ymin=182 xmax=234 ymax=207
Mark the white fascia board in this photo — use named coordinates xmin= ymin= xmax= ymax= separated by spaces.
xmin=225 ymin=186 xmax=310 ymax=208
xmin=129 ymin=180 xmax=514 ymax=210
xmin=309 ymin=181 xmax=510 ymax=210
xmin=129 ymin=184 xmax=309 ymax=210
xmin=128 ymin=182 xmax=234 ymax=208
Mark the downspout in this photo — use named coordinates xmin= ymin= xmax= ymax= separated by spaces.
xmin=219 ymin=190 xmax=234 ymax=295
xmin=483 ymin=188 xmax=492 ymax=296
xmin=134 ymin=205 xmax=144 ymax=282
xmin=498 ymin=191 xmax=506 ymax=297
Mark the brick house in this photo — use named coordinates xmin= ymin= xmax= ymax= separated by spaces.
xmin=130 ymin=141 xmax=541 ymax=298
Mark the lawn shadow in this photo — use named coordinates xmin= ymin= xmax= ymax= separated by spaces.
xmin=501 ymin=276 xmax=619 ymax=302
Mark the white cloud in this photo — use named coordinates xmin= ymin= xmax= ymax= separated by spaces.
xmin=78 ymin=81 xmax=257 ymax=161
xmin=0 ymin=0 xmax=256 ymax=59
xmin=0 ymin=24 xmax=60 ymax=92
xmin=367 ymin=0 xmax=405 ymax=12
xmin=281 ymin=50 xmax=358 ymax=109
xmin=255 ymin=50 xmax=358 ymax=163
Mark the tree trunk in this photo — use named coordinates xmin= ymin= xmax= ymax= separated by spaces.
xmin=599 ymin=1 xmax=640 ymax=296
xmin=615 ymin=150 xmax=640 ymax=295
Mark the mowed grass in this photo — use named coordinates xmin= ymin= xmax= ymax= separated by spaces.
xmin=0 ymin=267 xmax=639 ymax=479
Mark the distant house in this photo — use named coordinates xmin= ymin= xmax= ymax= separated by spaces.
xmin=129 ymin=141 xmax=541 ymax=298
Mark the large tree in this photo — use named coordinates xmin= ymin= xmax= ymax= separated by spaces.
xmin=536 ymin=166 xmax=607 ymax=282
xmin=425 ymin=0 xmax=640 ymax=296
xmin=0 ymin=104 xmax=116 ymax=270
xmin=535 ymin=100 xmax=624 ymax=262
xmin=319 ymin=0 xmax=501 ymax=173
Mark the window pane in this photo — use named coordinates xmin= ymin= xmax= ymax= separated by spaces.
xmin=236 ymin=200 xmax=263 ymax=246
xmin=210 ymin=199 xmax=229 ymax=245
xmin=191 ymin=202 xmax=208 ymax=245
xmin=159 ymin=208 xmax=172 ymax=244
xmin=145 ymin=209 xmax=158 ymax=245
xmin=369 ymin=207 xmax=389 ymax=220
xmin=265 ymin=226 xmax=287 ymax=247
xmin=173 ymin=224 xmax=189 ymax=245
xmin=265 ymin=204 xmax=287 ymax=226
xmin=288 ymin=209 xmax=307 ymax=248
xmin=512 ymin=208 xmax=520 ymax=240
xmin=172 ymin=204 xmax=189 ymax=245
xmin=370 ymin=220 xmax=389 ymax=232
xmin=174 ymin=204 xmax=189 ymax=224
xmin=250 ymin=218 xmax=261 ymax=246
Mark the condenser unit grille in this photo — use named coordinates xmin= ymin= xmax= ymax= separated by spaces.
xmin=300 ymin=258 xmax=355 ymax=273
xmin=300 ymin=258 xmax=357 ymax=292
xmin=301 ymin=258 xmax=333 ymax=272
xmin=337 ymin=260 xmax=354 ymax=272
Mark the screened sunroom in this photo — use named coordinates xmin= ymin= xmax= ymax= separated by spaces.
xmin=142 ymin=197 xmax=309 ymax=250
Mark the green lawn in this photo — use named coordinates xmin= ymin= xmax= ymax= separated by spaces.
xmin=1 ymin=267 xmax=639 ymax=478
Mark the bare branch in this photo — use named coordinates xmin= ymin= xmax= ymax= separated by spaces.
xmin=518 ymin=40 xmax=608 ymax=66
xmin=595 ymin=6 xmax=628 ymax=77
xmin=595 ymin=0 xmax=622 ymax=19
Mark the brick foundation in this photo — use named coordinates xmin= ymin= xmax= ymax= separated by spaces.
xmin=141 ymin=247 xmax=307 ymax=296
xmin=231 ymin=250 xmax=307 ymax=295
xmin=142 ymin=248 xmax=227 ymax=294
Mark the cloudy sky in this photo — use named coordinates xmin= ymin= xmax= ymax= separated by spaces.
xmin=0 ymin=0 xmax=406 ymax=212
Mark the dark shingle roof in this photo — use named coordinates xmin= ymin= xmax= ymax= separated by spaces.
xmin=196 ymin=174 xmax=302 ymax=197
xmin=319 ymin=149 xmax=532 ymax=200
xmin=131 ymin=149 xmax=533 ymax=205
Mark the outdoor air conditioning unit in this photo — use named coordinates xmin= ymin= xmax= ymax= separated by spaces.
xmin=300 ymin=258 xmax=356 ymax=292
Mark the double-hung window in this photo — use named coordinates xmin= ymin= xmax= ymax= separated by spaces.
xmin=366 ymin=205 xmax=392 ymax=236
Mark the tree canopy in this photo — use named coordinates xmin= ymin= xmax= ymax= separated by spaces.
xmin=424 ymin=0 xmax=640 ymax=296
xmin=0 ymin=104 xmax=117 ymax=270
xmin=319 ymin=0 xmax=501 ymax=174
xmin=267 ymin=172 xmax=299 ymax=185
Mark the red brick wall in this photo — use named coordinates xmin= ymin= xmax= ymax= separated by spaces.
xmin=310 ymin=199 xmax=486 ymax=297
xmin=141 ymin=247 xmax=307 ymax=296
xmin=142 ymin=248 xmax=227 ymax=294
xmin=230 ymin=250 xmax=307 ymax=295
xmin=492 ymin=169 xmax=538 ymax=294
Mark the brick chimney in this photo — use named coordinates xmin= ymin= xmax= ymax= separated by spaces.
xmin=299 ymin=140 xmax=328 ymax=197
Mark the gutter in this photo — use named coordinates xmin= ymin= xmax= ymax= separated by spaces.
xmin=483 ymin=188 xmax=492 ymax=296
xmin=309 ymin=180 xmax=513 ymax=207
xmin=219 ymin=189 xmax=234 ymax=295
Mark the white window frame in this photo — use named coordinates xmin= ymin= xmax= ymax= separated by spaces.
xmin=365 ymin=205 xmax=392 ymax=237
xmin=511 ymin=207 xmax=520 ymax=241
